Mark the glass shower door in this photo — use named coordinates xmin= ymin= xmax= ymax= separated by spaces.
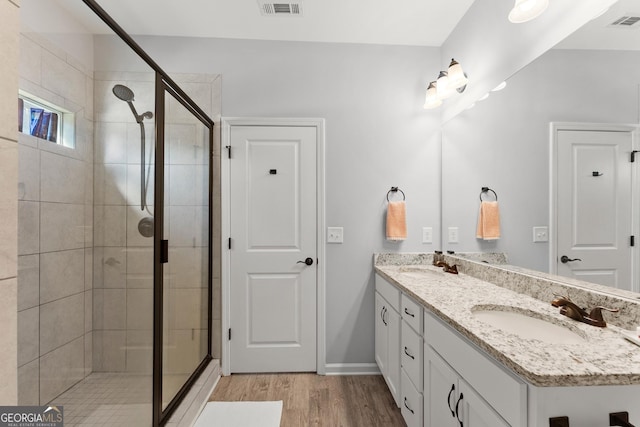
xmin=155 ymin=80 xmax=212 ymax=421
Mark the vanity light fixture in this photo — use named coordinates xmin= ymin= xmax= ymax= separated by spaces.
xmin=436 ymin=70 xmax=456 ymax=99
xmin=423 ymin=58 xmax=468 ymax=109
xmin=423 ymin=81 xmax=442 ymax=109
xmin=446 ymin=58 xmax=468 ymax=92
xmin=508 ymin=0 xmax=549 ymax=23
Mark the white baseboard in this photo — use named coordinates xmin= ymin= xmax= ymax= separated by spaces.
xmin=324 ymin=363 xmax=381 ymax=376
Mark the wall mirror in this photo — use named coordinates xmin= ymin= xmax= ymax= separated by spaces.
xmin=441 ymin=0 xmax=640 ymax=296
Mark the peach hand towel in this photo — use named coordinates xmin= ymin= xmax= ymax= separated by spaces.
xmin=476 ymin=201 xmax=501 ymax=240
xmin=386 ymin=201 xmax=407 ymax=241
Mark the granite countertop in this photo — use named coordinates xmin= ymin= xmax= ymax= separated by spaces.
xmin=374 ymin=263 xmax=640 ymax=387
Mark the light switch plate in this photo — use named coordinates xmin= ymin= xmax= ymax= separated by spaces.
xmin=533 ymin=226 xmax=548 ymax=243
xmin=448 ymin=227 xmax=459 ymax=244
xmin=422 ymin=227 xmax=433 ymax=244
xmin=327 ymin=227 xmax=344 ymax=243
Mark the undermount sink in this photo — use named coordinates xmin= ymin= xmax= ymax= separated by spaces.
xmin=398 ymin=266 xmax=443 ymax=279
xmin=471 ymin=306 xmax=587 ymax=344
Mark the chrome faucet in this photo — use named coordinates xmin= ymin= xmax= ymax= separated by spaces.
xmin=551 ymin=296 xmax=619 ymax=328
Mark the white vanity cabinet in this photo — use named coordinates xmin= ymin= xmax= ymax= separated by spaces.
xmin=400 ymin=294 xmax=424 ymax=427
xmin=375 ymin=275 xmax=401 ymax=406
xmin=423 ymin=311 xmax=526 ymax=427
xmin=425 ymin=346 xmax=509 ymax=427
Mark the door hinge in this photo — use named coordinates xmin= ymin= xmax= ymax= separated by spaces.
xmin=631 ymin=235 xmax=635 ymax=247
xmin=228 ymin=328 xmax=231 ymax=341
xmin=225 ymin=145 xmax=232 ymax=159
xmin=228 ymin=237 xmax=232 ymax=250
xmin=631 ymin=150 xmax=639 ymax=162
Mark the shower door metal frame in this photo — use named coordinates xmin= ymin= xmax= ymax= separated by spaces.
xmin=153 ymin=76 xmax=215 ymax=425
xmin=80 ymin=1 xmax=215 ymax=425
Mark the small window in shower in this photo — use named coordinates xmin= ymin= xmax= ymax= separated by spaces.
xmin=18 ymin=91 xmax=75 ymax=148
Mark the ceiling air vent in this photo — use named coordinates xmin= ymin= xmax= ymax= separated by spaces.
xmin=258 ymin=1 xmax=303 ymax=16
xmin=608 ymin=14 xmax=640 ymax=29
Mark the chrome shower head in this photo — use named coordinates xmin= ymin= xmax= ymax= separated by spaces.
xmin=112 ymin=84 xmax=135 ymax=102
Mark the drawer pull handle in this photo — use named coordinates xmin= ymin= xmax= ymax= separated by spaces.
xmin=404 ymin=346 xmax=415 ymax=360
xmin=455 ymin=392 xmax=464 ymax=427
xmin=404 ymin=397 xmax=414 ymax=414
xmin=404 ymin=308 xmax=415 ymax=317
xmin=447 ymin=384 xmax=455 ymax=417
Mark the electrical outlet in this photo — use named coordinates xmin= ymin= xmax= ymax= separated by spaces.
xmin=533 ymin=226 xmax=548 ymax=243
xmin=327 ymin=227 xmax=344 ymax=243
xmin=448 ymin=227 xmax=459 ymax=244
xmin=422 ymin=227 xmax=433 ymax=244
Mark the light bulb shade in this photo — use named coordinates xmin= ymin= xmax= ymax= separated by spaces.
xmin=491 ymin=81 xmax=507 ymax=92
xmin=508 ymin=0 xmax=549 ymax=23
xmin=423 ymin=82 xmax=442 ymax=109
xmin=436 ymin=71 xmax=455 ymax=99
xmin=447 ymin=59 xmax=468 ymax=90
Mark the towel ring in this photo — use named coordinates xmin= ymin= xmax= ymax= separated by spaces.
xmin=387 ymin=186 xmax=406 ymax=202
xmin=479 ymin=187 xmax=498 ymax=201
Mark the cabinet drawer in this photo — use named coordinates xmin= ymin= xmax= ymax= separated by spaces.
xmin=401 ymin=293 xmax=423 ymax=334
xmin=401 ymin=369 xmax=423 ymax=427
xmin=425 ymin=312 xmax=526 ymax=427
xmin=375 ymin=274 xmax=400 ymax=311
xmin=401 ymin=321 xmax=423 ymax=391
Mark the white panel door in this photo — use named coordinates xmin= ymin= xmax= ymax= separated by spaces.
xmin=229 ymin=125 xmax=317 ymax=372
xmin=556 ymin=129 xmax=633 ymax=290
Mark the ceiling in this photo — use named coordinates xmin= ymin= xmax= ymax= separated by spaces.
xmin=37 ymin=0 xmax=640 ymax=51
xmin=53 ymin=0 xmax=476 ymax=47
xmin=555 ymin=0 xmax=640 ymax=50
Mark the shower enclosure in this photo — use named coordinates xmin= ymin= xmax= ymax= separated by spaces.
xmin=17 ymin=0 xmax=219 ymax=425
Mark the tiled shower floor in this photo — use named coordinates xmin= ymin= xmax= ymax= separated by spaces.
xmin=48 ymin=361 xmax=219 ymax=427
xmin=51 ymin=373 xmax=152 ymax=426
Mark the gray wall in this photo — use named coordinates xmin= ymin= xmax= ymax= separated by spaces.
xmin=94 ymin=36 xmax=442 ymax=366
xmin=442 ymin=49 xmax=640 ymax=272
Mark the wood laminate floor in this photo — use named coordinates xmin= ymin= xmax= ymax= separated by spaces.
xmin=208 ymin=373 xmax=405 ymax=427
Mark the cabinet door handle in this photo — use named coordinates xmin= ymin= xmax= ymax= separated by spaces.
xmin=404 ymin=307 xmax=415 ymax=317
xmin=382 ymin=307 xmax=388 ymax=326
xmin=404 ymin=346 xmax=415 ymax=360
xmin=447 ymin=384 xmax=456 ymax=417
xmin=455 ymin=392 xmax=464 ymax=427
xmin=404 ymin=397 xmax=414 ymax=414
xmin=380 ymin=306 xmax=385 ymax=323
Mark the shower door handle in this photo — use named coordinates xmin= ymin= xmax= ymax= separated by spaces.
xmin=160 ymin=240 xmax=169 ymax=263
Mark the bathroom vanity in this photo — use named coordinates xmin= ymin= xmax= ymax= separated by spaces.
xmin=374 ymin=253 xmax=640 ymax=427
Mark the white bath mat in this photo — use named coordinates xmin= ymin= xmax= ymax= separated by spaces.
xmin=193 ymin=401 xmax=283 ymax=427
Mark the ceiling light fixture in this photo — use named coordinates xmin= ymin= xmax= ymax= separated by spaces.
xmin=508 ymin=0 xmax=549 ymax=23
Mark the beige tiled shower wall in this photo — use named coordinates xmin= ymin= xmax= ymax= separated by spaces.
xmin=17 ymin=30 xmax=95 ymax=405
xmin=92 ymin=71 xmax=221 ymax=376
xmin=0 ymin=0 xmax=20 ymax=406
